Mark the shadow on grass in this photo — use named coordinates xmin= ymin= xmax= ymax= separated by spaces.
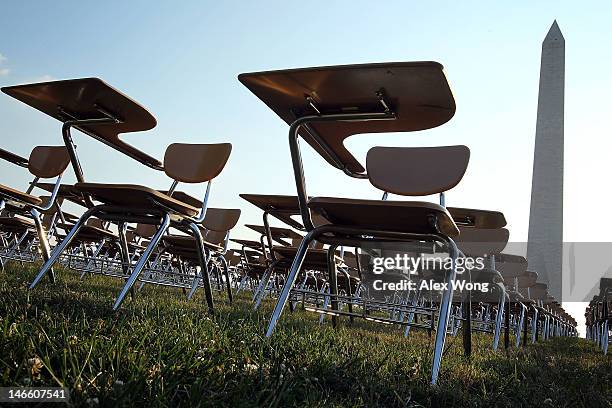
xmin=0 ymin=264 xmax=610 ymax=407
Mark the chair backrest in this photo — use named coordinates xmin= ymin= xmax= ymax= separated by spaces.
xmin=311 ymin=212 xmax=329 ymax=227
xmin=600 ymin=277 xmax=612 ymax=291
xmin=225 ymin=251 xmax=242 ymax=266
xmin=495 ymin=254 xmax=528 ymax=278
xmin=125 ymin=230 xmax=137 ymax=243
xmin=163 ymin=143 xmax=232 ymax=183
xmin=136 ymin=223 xmax=157 ymax=238
xmin=86 ymin=218 xmax=106 ymax=230
xmin=366 ymin=145 xmax=470 ymax=196
xmin=455 ymin=227 xmax=509 ymax=257
xmin=203 ymin=229 xmax=228 ymax=245
xmin=201 ymin=208 xmax=241 ymax=232
xmin=28 ymin=146 xmax=71 ymax=178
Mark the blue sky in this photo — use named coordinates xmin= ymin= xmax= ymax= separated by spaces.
xmin=1 ymin=1 xmax=611 ymax=333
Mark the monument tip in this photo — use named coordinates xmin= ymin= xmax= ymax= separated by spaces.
xmin=545 ymin=20 xmax=564 ymax=42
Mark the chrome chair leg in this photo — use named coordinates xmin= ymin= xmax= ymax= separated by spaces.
xmin=603 ymin=321 xmax=609 ymax=354
xmin=290 ymin=272 xmax=308 ymax=311
xmin=504 ymin=295 xmax=511 ymax=348
xmin=319 ymin=284 xmax=331 ymax=324
xmin=493 ymin=283 xmax=506 ymax=351
xmin=0 ymin=200 xmax=3 ymax=272
xmin=30 ymin=206 xmax=99 ymax=289
xmin=183 ymin=258 xmax=203 ymax=300
xmin=117 ymin=223 xmax=131 ymax=275
xmin=327 ymin=245 xmax=339 ymax=328
xmin=80 ymin=240 xmax=105 ymax=280
xmin=219 ymin=255 xmax=232 ymax=303
xmin=266 ymin=230 xmax=316 ymax=337
xmin=254 ymin=267 xmax=275 ymax=310
xmin=185 ymin=252 xmax=208 ymax=294
xmin=515 ymin=302 xmax=526 ymax=347
xmin=113 ymin=215 xmax=170 ymax=310
xmin=138 ymin=249 xmax=166 ymax=292
xmin=404 ymin=288 xmax=421 ymax=338
xmin=431 ymin=238 xmax=458 ymax=385
xmin=340 ymin=268 xmax=354 ymax=324
xmin=462 ymin=290 xmax=472 ymax=358
xmin=187 ymin=221 xmax=215 ymax=313
xmin=252 ymin=268 xmax=270 ymax=302
xmin=235 ymin=273 xmax=249 ymax=294
xmin=254 ymin=262 xmax=277 ymax=310
xmin=531 ymin=305 xmax=538 ymax=344
xmin=30 ymin=209 xmax=55 ymax=283
xmin=6 ymin=230 xmax=29 ymax=262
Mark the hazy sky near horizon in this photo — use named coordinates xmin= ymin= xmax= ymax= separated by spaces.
xmin=1 ymin=1 xmax=611 ymax=333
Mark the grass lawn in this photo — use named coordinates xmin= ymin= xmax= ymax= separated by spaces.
xmin=0 ymin=265 xmax=610 ymax=407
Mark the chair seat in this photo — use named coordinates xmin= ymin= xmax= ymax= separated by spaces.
xmin=0 ymin=216 xmax=35 ymax=231
xmin=163 ymin=235 xmax=224 ymax=254
xmin=337 ymin=273 xmax=360 ymax=287
xmin=247 ymin=263 xmax=270 ymax=278
xmin=75 ymin=183 xmax=199 ymax=217
xmin=455 ymin=226 xmax=509 ymax=257
xmin=57 ymin=223 xmax=118 ymax=242
xmin=505 ymin=271 xmax=538 ymax=288
xmin=420 ymin=267 xmax=502 ymax=284
xmin=128 ymin=242 xmax=146 ymax=251
xmin=308 ymin=197 xmax=459 ymax=237
xmin=495 ymin=254 xmax=528 ymax=278
xmin=273 ymin=246 xmax=332 ymax=268
xmin=470 ymin=282 xmax=505 ymax=302
xmin=471 ymin=268 xmax=504 ymax=284
xmin=230 ymin=238 xmax=263 ymax=250
xmin=0 ymin=183 xmax=42 ymax=206
xmin=508 ymin=290 xmax=526 ymax=302
xmin=522 ymin=283 xmax=548 ymax=300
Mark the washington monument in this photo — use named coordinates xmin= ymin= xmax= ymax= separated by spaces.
xmin=527 ymin=21 xmax=565 ymax=300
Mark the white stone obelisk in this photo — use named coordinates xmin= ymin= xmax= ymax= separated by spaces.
xmin=527 ymin=21 xmax=565 ymax=300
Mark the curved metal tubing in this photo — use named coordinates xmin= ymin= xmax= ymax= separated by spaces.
xmin=288 ymin=112 xmax=396 ymax=232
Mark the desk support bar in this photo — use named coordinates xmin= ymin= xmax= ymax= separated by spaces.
xmin=288 ymin=111 xmax=396 ymax=231
xmin=61 ymin=117 xmax=120 ymax=184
